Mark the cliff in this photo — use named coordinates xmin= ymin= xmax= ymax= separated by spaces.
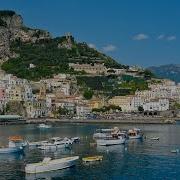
xmin=0 ymin=10 xmax=51 ymax=61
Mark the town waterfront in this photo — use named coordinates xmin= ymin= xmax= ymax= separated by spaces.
xmin=0 ymin=123 xmax=180 ymax=179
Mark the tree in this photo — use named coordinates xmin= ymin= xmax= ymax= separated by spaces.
xmin=138 ymin=106 xmax=144 ymax=112
xmin=83 ymin=89 xmax=94 ymax=100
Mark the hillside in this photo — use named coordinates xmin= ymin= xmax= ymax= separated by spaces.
xmin=0 ymin=10 xmax=128 ymax=80
xmin=148 ymin=64 xmax=180 ymax=83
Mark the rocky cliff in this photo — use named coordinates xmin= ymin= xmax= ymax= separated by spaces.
xmin=0 ymin=10 xmax=51 ymax=62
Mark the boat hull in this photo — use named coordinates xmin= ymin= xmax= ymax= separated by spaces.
xmin=25 ymin=156 xmax=79 ymax=174
xmin=0 ymin=147 xmax=23 ymax=154
xmin=128 ymin=134 xmax=142 ymax=139
xmin=96 ymin=138 xmax=125 ymax=146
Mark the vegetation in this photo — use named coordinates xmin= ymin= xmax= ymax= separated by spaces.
xmin=138 ymin=106 xmax=144 ymax=112
xmin=2 ymin=36 xmax=125 ymax=80
xmin=83 ymin=89 xmax=94 ymax=100
xmin=92 ymin=105 xmax=122 ymax=113
xmin=0 ymin=10 xmax=15 ymax=17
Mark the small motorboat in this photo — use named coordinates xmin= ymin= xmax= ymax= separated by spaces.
xmin=71 ymin=137 xmax=80 ymax=143
xmin=38 ymin=124 xmax=52 ymax=129
xmin=128 ymin=128 xmax=143 ymax=139
xmin=150 ymin=137 xmax=159 ymax=140
xmin=96 ymin=133 xmax=126 ymax=146
xmin=25 ymin=156 xmax=79 ymax=174
xmin=82 ymin=156 xmax=103 ymax=163
xmin=171 ymin=149 xmax=179 ymax=153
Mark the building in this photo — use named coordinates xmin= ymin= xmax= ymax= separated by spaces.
xmin=143 ymin=99 xmax=169 ymax=112
xmin=108 ymin=95 xmax=134 ymax=112
xmin=76 ymin=104 xmax=91 ymax=117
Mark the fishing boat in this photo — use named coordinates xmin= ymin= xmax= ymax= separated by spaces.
xmin=82 ymin=156 xmax=103 ymax=163
xmin=0 ymin=146 xmax=23 ymax=154
xmin=96 ymin=133 xmax=126 ymax=146
xmin=28 ymin=140 xmax=48 ymax=147
xmin=25 ymin=156 xmax=79 ymax=174
xmin=38 ymin=124 xmax=52 ymax=129
xmin=128 ymin=128 xmax=143 ymax=139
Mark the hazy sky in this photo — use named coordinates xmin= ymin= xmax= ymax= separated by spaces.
xmin=1 ymin=0 xmax=180 ymax=67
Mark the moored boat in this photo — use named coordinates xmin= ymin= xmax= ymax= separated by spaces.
xmin=128 ymin=128 xmax=143 ymax=139
xmin=25 ymin=156 xmax=79 ymax=174
xmin=0 ymin=146 xmax=23 ymax=154
xmin=96 ymin=133 xmax=126 ymax=146
xmin=38 ymin=124 xmax=52 ymax=129
xmin=82 ymin=155 xmax=103 ymax=162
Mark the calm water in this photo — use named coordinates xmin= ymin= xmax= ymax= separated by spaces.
xmin=0 ymin=123 xmax=180 ymax=180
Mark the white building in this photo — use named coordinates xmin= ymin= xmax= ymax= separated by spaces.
xmin=76 ymin=105 xmax=91 ymax=117
xmin=143 ymin=99 xmax=169 ymax=112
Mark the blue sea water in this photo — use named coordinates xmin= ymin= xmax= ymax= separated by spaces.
xmin=0 ymin=123 xmax=180 ymax=180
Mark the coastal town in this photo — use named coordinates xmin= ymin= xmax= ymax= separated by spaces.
xmin=0 ymin=62 xmax=179 ymax=123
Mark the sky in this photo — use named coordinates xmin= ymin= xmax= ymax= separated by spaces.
xmin=1 ymin=0 xmax=180 ymax=67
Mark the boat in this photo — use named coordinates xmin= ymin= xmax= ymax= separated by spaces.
xmin=25 ymin=156 xmax=79 ymax=174
xmin=171 ymin=149 xmax=179 ymax=153
xmin=38 ymin=124 xmax=52 ymax=129
xmin=128 ymin=128 xmax=143 ymax=139
xmin=71 ymin=137 xmax=80 ymax=143
xmin=8 ymin=136 xmax=27 ymax=148
xmin=93 ymin=127 xmax=123 ymax=139
xmin=96 ymin=133 xmax=126 ymax=146
xmin=38 ymin=137 xmax=72 ymax=150
xmin=0 ymin=136 xmax=25 ymax=154
xmin=82 ymin=156 xmax=103 ymax=163
xmin=150 ymin=137 xmax=159 ymax=140
xmin=28 ymin=140 xmax=48 ymax=147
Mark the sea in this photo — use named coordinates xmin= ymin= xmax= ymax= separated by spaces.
xmin=0 ymin=122 xmax=180 ymax=180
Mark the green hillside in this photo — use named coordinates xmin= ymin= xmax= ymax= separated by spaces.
xmin=2 ymin=36 xmax=127 ymax=80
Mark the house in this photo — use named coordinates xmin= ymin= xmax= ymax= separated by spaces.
xmin=76 ymin=104 xmax=91 ymax=117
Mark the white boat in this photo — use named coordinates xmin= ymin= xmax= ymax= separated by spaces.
xmin=96 ymin=134 xmax=126 ymax=146
xmin=28 ymin=140 xmax=48 ymax=147
xmin=38 ymin=137 xmax=72 ymax=150
xmin=25 ymin=156 xmax=79 ymax=174
xmin=93 ymin=127 xmax=121 ymax=139
xmin=38 ymin=124 xmax=52 ymax=129
xmin=71 ymin=137 xmax=80 ymax=143
xmin=128 ymin=128 xmax=143 ymax=139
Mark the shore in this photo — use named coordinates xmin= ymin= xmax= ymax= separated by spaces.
xmin=26 ymin=117 xmax=179 ymax=124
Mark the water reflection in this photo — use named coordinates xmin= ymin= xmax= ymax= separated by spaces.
xmin=97 ymin=144 xmax=125 ymax=154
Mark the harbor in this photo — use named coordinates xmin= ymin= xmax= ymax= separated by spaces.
xmin=0 ymin=123 xmax=180 ymax=179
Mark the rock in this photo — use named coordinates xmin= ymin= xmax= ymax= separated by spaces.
xmin=0 ymin=10 xmax=51 ymax=62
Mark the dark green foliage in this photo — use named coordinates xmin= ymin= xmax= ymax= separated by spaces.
xmin=92 ymin=105 xmax=122 ymax=113
xmin=138 ymin=106 xmax=144 ymax=112
xmin=83 ymin=89 xmax=94 ymax=100
xmin=0 ymin=18 xmax=6 ymax=27
xmin=2 ymin=36 xmax=124 ymax=80
xmin=0 ymin=10 xmax=15 ymax=17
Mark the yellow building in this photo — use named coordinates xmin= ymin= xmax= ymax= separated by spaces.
xmin=88 ymin=99 xmax=104 ymax=109
xmin=108 ymin=95 xmax=134 ymax=112
xmin=8 ymin=85 xmax=24 ymax=101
